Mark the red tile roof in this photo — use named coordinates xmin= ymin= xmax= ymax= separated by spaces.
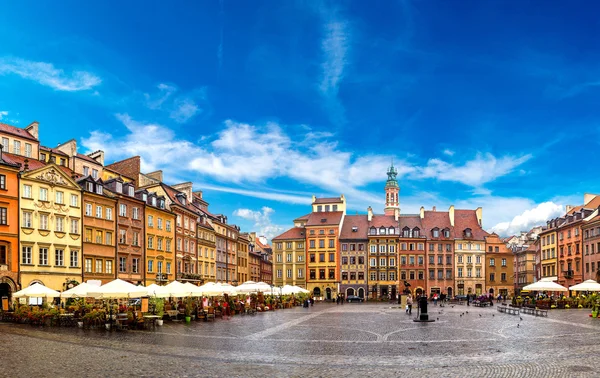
xmin=161 ymin=183 xmax=200 ymax=215
xmin=2 ymin=152 xmax=46 ymax=171
xmin=313 ymin=197 xmax=343 ymax=204
xmin=398 ymin=215 xmax=422 ymax=230
xmin=0 ymin=122 xmax=38 ymax=141
xmin=454 ymin=209 xmax=488 ymax=240
xmin=273 ymin=227 xmax=306 ymax=240
xmin=420 ymin=210 xmax=453 ymax=238
xmin=293 ymin=213 xmax=311 ymax=222
xmin=370 ymin=214 xmax=399 ymax=228
xmin=339 ymin=215 xmax=369 ymax=239
xmin=306 ymin=211 xmax=344 ymax=226
xmin=76 ymin=153 xmax=101 ymax=165
xmin=40 ymin=146 xmax=69 ymax=156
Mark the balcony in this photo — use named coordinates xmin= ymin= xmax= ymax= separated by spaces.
xmin=563 ymin=270 xmax=574 ymax=279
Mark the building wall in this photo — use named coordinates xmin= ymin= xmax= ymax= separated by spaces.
xmin=398 ymin=237 xmax=426 ymax=296
xmin=273 ymin=238 xmax=306 ymax=288
xmin=339 ymin=239 xmax=367 ymax=298
xmin=237 ymin=238 xmax=249 ymax=284
xmin=556 ymin=222 xmax=583 ymax=287
xmin=249 ymin=251 xmax=261 ymax=282
xmin=0 ymin=134 xmax=39 ymax=159
xmin=306 ymin=226 xmax=339 ymax=300
xmin=144 ymin=205 xmax=175 ymax=285
xmin=19 ymin=166 xmax=83 ymax=291
xmin=425 ymin=240 xmax=454 ymax=297
xmin=582 ymin=221 xmax=600 ymax=281
xmin=82 ymin=191 xmax=116 ymax=284
xmin=197 ymin=224 xmax=216 ymax=283
xmin=539 ymin=230 xmax=557 ymax=279
xmin=485 ymin=234 xmax=514 ymax=298
xmin=368 ymin=235 xmax=398 ymax=299
xmin=0 ymin=164 xmax=21 ymax=296
xmin=454 ymin=239 xmax=486 ymax=296
xmin=116 ymin=196 xmax=145 ymax=284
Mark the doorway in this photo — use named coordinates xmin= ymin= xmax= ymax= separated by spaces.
xmin=358 ymin=288 xmax=365 ymax=298
xmin=346 ymin=288 xmax=355 ymax=297
xmin=325 ymin=288 xmax=332 ymax=300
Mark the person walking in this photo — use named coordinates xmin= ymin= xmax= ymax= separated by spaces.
xmin=406 ymin=294 xmax=413 ymax=315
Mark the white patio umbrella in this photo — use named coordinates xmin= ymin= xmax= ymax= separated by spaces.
xmin=183 ymin=282 xmax=204 ymax=297
xmin=523 ymin=280 xmax=568 ymax=292
xmin=197 ymin=282 xmax=237 ymax=296
xmin=219 ymin=283 xmax=238 ymax=296
xmin=162 ymin=280 xmax=193 ymax=297
xmin=87 ymin=279 xmax=148 ymax=299
xmin=237 ymin=281 xmax=271 ymax=293
xmin=60 ymin=282 xmax=98 ymax=299
xmin=281 ymin=285 xmax=310 ymax=295
xmin=569 ymin=280 xmax=600 ymax=291
xmin=13 ymin=283 xmax=60 ymax=299
xmin=145 ymin=283 xmax=171 ymax=298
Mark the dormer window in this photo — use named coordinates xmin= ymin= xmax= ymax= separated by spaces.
xmin=128 ymin=186 xmax=134 ymax=197
xmin=403 ymin=227 xmax=410 ymax=237
xmin=116 ymin=182 xmax=122 ymax=193
xmin=152 ymin=197 xmax=157 ymax=207
xmin=352 ymin=226 xmax=358 ymax=232
xmin=413 ymin=228 xmax=420 ymax=237
xmin=96 ymin=185 xmax=103 ymax=195
xmin=87 ymin=182 xmax=93 ymax=192
xmin=432 ymin=229 xmax=439 ymax=238
xmin=181 ymin=197 xmax=186 ymax=205
xmin=464 ymin=228 xmax=472 ymax=238
xmin=370 ymin=227 xmax=376 ymax=235
xmin=142 ymin=193 xmax=148 ymax=201
xmin=159 ymin=199 xmax=165 ymax=209
xmin=380 ymin=226 xmax=386 ymax=235
xmin=389 ymin=227 xmax=395 ymax=235
xmin=443 ymin=229 xmax=450 ymax=238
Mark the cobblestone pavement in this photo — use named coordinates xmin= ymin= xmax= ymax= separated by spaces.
xmin=2 ymin=303 xmax=600 ymax=377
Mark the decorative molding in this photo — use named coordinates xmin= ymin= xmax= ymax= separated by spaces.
xmin=34 ymin=168 xmax=68 ymax=186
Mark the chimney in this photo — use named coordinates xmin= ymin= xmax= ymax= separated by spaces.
xmin=432 ymin=206 xmax=436 ymax=212
xmin=476 ymin=207 xmax=482 ymax=227
xmin=420 ymin=206 xmax=424 ymax=219
xmin=566 ymin=205 xmax=574 ymax=213
xmin=172 ymin=182 xmax=193 ymax=202
xmin=56 ymin=139 xmax=77 ymax=157
xmin=394 ymin=208 xmax=399 ymax=222
xmin=146 ymin=170 xmax=163 ymax=182
xmin=23 ymin=158 xmax=29 ymax=171
xmin=25 ymin=121 xmax=39 ymax=140
xmin=584 ymin=193 xmax=598 ymax=206
xmin=194 ymin=190 xmax=203 ymax=199
xmin=449 ymin=205 xmax=455 ymax=226
xmin=88 ymin=150 xmax=105 ymax=166
xmin=367 ymin=206 xmax=373 ymax=222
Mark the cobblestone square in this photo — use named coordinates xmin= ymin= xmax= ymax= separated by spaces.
xmin=2 ymin=303 xmax=600 ymax=377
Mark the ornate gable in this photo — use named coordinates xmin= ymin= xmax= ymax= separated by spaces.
xmin=22 ymin=164 xmax=81 ymax=189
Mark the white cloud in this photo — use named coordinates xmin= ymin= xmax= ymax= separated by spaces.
xmin=233 ymin=206 xmax=285 ymax=242
xmin=414 ymin=152 xmax=532 ymax=187
xmin=319 ymin=19 xmax=349 ymax=96
xmin=0 ymin=111 xmax=8 ymax=120
xmin=0 ymin=57 xmax=101 ymax=91
xmin=170 ymin=97 xmax=200 ymax=123
xmin=144 ymin=83 xmax=176 ymax=109
xmin=443 ymin=149 xmax=455 ymax=156
xmin=489 ymin=201 xmax=564 ymax=236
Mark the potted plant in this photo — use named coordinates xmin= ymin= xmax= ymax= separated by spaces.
xmin=185 ymin=297 xmax=193 ymax=323
xmin=155 ymin=298 xmax=165 ymax=326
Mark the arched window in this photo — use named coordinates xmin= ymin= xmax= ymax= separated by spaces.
xmin=403 ymin=227 xmax=410 ymax=237
xmin=379 ymin=227 xmax=386 ymax=235
xmin=413 ymin=228 xmax=420 ymax=238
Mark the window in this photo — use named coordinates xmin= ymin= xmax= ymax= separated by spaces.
xmin=119 ymin=204 xmax=127 ymax=217
xmin=92 ymin=169 xmax=98 ymax=179
xmin=1 ymin=138 xmax=7 ymax=152
xmin=458 ymin=267 xmax=463 ymax=277
xmin=56 ymin=217 xmax=64 ymax=232
xmin=490 ymin=258 xmax=495 ymax=266
xmin=157 ymin=218 xmax=162 ymax=229
xmin=502 ymin=258 xmax=507 ymax=267
xmin=148 ymin=260 xmax=154 ymax=273
xmin=379 ymin=272 xmax=387 ymax=280
xmin=490 ymin=273 xmax=495 ymax=282
xmin=287 ymin=269 xmax=292 ymax=278
xmin=39 ymin=187 xmax=48 ymax=201
xmin=0 ymin=246 xmax=5 ymax=265
xmin=166 ymin=239 xmax=171 ymax=252
xmin=501 ymin=273 xmax=507 ymax=281
xmin=105 ymin=232 xmax=112 ymax=245
xmin=418 ymin=256 xmax=424 ymax=265
xmin=55 ymin=191 xmax=64 ymax=204
xmin=102 ymin=260 xmax=111 ymax=274
xmin=85 ymin=258 xmax=92 ymax=273
xmin=476 ymin=255 xmax=481 ymax=264
xmin=40 ymin=214 xmax=48 ymax=230
xmin=128 ymin=186 xmax=134 ymax=197
xmin=310 ymin=240 xmax=315 ymax=249
xmin=83 ymin=166 xmax=89 ymax=176
xmin=467 ymin=256 xmax=472 ymax=264
xmin=23 ymin=211 xmax=32 ymax=228
xmin=132 ymin=232 xmax=139 ymax=246
xmin=380 ymin=258 xmax=386 ymax=266
xmin=132 ymin=258 xmax=139 ymax=273
xmin=71 ymin=194 xmax=78 ymax=207
xmin=370 ymin=258 xmax=376 ymax=267
xmin=119 ymin=257 xmax=127 ymax=272
xmin=328 ymin=239 xmax=335 ymax=248
xmin=22 ymin=246 xmax=32 ymax=264
xmin=433 ymin=229 xmax=439 ymax=237
xmin=319 ymin=240 xmax=325 ymax=248
xmin=177 ymin=215 xmax=182 ymax=227
xmin=39 ymin=248 xmax=48 ymax=265
xmin=24 ymin=143 xmax=31 ymax=157
xmin=148 ymin=215 xmax=154 ymax=227
xmin=94 ymin=259 xmax=103 ymax=273
xmin=429 ymin=256 xmax=434 ymax=264
xmin=55 ymin=249 xmax=64 ymax=266
xmin=13 ymin=140 xmax=20 ymax=154
xmin=166 ymin=220 xmax=172 ymax=232
xmin=119 ymin=229 xmax=126 ymax=244
xmin=23 ymin=184 xmax=32 ymax=198
xmin=286 ymin=253 xmax=292 ymax=262
xmin=329 ymin=253 xmax=335 ymax=262
xmin=132 ymin=207 xmax=139 ymax=220
xmin=96 ymin=205 xmax=102 ymax=218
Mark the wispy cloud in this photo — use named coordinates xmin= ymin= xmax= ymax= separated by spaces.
xmin=414 ymin=153 xmax=532 ymax=187
xmin=170 ymin=97 xmax=200 ymax=123
xmin=442 ymin=149 xmax=455 ymax=156
xmin=489 ymin=201 xmax=564 ymax=236
xmin=233 ymin=206 xmax=286 ymax=241
xmin=142 ymin=84 xmax=205 ymax=123
xmin=144 ymin=83 xmax=176 ymax=109
xmin=0 ymin=57 xmax=101 ymax=91
xmin=0 ymin=111 xmax=8 ymax=120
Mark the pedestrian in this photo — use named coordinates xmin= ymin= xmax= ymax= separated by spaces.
xmin=433 ymin=293 xmax=438 ymax=306
xmin=467 ymin=294 xmax=470 ymax=306
xmin=406 ymin=294 xmax=413 ymax=315
xmin=336 ymin=295 xmax=340 ymax=305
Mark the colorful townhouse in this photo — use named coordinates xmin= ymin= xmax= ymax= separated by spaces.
xmin=338 ymin=215 xmax=368 ymax=298
xmin=79 ymin=176 xmax=117 ymax=284
xmin=305 ymin=196 xmax=345 ymax=300
xmin=17 ymin=156 xmax=83 ymax=291
xmin=237 ymin=234 xmax=250 ymax=284
xmin=485 ymin=233 xmax=514 ymax=298
xmin=398 ymin=213 xmax=426 ymax=297
xmin=582 ymin=209 xmax=600 ymax=281
xmin=272 ymin=227 xmax=306 ymax=288
xmin=422 ymin=207 xmax=454 ymax=298
xmin=136 ymin=189 xmax=175 ymax=285
xmin=192 ymin=191 xmax=217 ymax=283
xmin=368 ymin=208 xmax=399 ymax=300
xmin=454 ymin=208 xmax=487 ymax=297
xmin=539 ymin=225 xmax=558 ymax=281
xmin=0 ymin=149 xmax=22 ymax=299
xmin=103 ymin=178 xmax=145 ymax=284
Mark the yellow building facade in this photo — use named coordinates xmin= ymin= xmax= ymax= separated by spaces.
xmin=273 ymin=228 xmax=306 ymax=288
xmin=197 ymin=215 xmax=216 ymax=283
xmin=19 ymin=162 xmax=83 ymax=291
xmin=539 ymin=229 xmax=557 ymax=280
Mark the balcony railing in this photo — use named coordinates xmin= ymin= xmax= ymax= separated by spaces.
xmin=563 ymin=270 xmax=574 ymax=279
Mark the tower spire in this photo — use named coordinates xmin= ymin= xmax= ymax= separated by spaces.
xmin=384 ymin=160 xmax=400 ymax=215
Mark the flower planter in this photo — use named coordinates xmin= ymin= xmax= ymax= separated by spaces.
xmin=185 ymin=316 xmax=191 ymax=323
xmin=592 ymin=311 xmax=598 ymax=318
xmin=77 ymin=321 xmax=83 ymax=328
xmin=105 ymin=323 xmax=111 ymax=331
xmin=157 ymin=319 xmax=164 ymax=326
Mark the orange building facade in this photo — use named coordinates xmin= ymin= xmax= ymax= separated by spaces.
xmin=0 ymin=153 xmax=21 ymax=299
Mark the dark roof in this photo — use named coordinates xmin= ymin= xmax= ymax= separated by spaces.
xmin=0 ymin=122 xmax=38 ymax=141
xmin=398 ymin=215 xmax=422 ymax=230
xmin=273 ymin=227 xmax=306 ymax=240
xmin=339 ymin=215 xmax=369 ymax=239
xmin=76 ymin=153 xmax=101 ymax=165
xmin=313 ymin=197 xmax=343 ymax=204
xmin=2 ymin=152 xmax=46 ymax=171
xmin=293 ymin=213 xmax=311 ymax=222
xmin=306 ymin=211 xmax=344 ymax=226
xmin=161 ymin=183 xmax=200 ymax=215
xmin=454 ymin=209 xmax=488 ymax=240
xmin=40 ymin=146 xmax=69 ymax=156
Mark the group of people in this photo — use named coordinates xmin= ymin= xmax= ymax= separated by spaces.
xmin=336 ymin=294 xmax=345 ymax=305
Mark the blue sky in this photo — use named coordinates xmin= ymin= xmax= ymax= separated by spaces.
xmin=0 ymin=1 xmax=597 ymax=240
